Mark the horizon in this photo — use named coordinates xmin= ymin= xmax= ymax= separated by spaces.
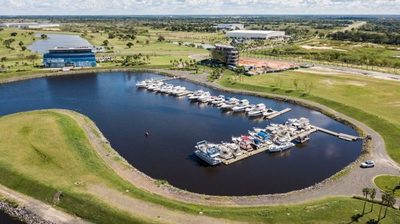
xmin=0 ymin=0 xmax=399 ymax=16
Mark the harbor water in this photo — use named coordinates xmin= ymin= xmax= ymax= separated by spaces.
xmin=0 ymin=71 xmax=362 ymax=196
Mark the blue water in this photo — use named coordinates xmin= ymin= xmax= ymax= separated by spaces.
xmin=28 ymin=33 xmax=92 ymax=53
xmin=0 ymin=71 xmax=362 ymax=196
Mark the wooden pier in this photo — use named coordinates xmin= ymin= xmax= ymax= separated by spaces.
xmin=312 ymin=126 xmax=360 ymax=141
xmin=265 ymin=108 xmax=292 ymax=119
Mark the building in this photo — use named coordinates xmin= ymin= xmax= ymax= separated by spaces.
xmin=226 ymin=30 xmax=286 ymax=40
xmin=43 ymin=47 xmax=96 ymax=68
xmin=214 ymin=24 xmax=245 ymax=30
xmin=0 ymin=22 xmax=60 ymax=29
xmin=211 ymin=44 xmax=239 ymax=66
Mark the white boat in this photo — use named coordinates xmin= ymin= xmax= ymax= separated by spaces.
xmin=188 ymin=90 xmax=205 ymax=101
xmin=268 ymin=142 xmax=295 ymax=153
xmin=136 ymin=81 xmax=148 ymax=88
xmin=211 ymin=95 xmax=225 ymax=105
xmin=245 ymin=103 xmax=266 ymax=112
xmin=262 ymin=108 xmax=276 ymax=116
xmin=224 ymin=143 xmax=243 ymax=157
xmin=232 ymin=99 xmax=251 ymax=112
xmin=197 ymin=92 xmax=212 ymax=103
xmin=194 ymin=141 xmax=222 ymax=166
xmin=247 ymin=109 xmax=264 ymax=117
xmin=219 ymin=98 xmax=239 ymax=110
xmin=218 ymin=145 xmax=234 ymax=160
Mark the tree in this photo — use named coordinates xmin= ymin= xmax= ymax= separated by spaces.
xmin=369 ymin=188 xmax=376 ymax=212
xmin=40 ymin=34 xmax=47 ymax=39
xmin=10 ymin=32 xmax=17 ymax=37
xmin=18 ymin=41 xmax=24 ymax=47
xmin=21 ymin=46 xmax=26 ymax=51
xmin=362 ymin=187 xmax=370 ymax=215
xmin=126 ymin=42 xmax=134 ymax=48
xmin=102 ymin=40 xmax=109 ymax=46
xmin=383 ymin=192 xmax=395 ymax=218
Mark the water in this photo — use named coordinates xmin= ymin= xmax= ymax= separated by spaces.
xmin=0 ymin=212 xmax=23 ymax=224
xmin=28 ymin=34 xmax=92 ymax=53
xmin=0 ymin=71 xmax=362 ymax=196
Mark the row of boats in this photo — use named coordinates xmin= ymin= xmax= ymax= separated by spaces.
xmin=195 ymin=117 xmax=316 ymax=166
xmin=136 ymin=78 xmax=278 ymax=118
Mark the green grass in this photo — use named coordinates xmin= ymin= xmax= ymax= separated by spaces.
xmin=374 ymin=175 xmax=400 ymax=197
xmin=219 ymin=70 xmax=400 ymax=163
xmin=1 ymin=110 xmax=399 ymax=223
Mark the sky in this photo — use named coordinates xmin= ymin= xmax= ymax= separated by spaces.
xmin=0 ymin=0 xmax=399 ymax=15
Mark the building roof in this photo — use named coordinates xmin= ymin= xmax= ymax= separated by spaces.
xmin=215 ymin=44 xmax=235 ymax=49
xmin=227 ymin=30 xmax=280 ymax=35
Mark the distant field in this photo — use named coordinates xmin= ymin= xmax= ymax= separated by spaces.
xmin=0 ymin=110 xmax=399 ymax=224
xmin=219 ymin=69 xmax=400 ymax=163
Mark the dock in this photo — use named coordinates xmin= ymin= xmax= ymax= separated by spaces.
xmin=312 ymin=126 xmax=360 ymax=141
xmin=223 ymin=127 xmax=318 ymax=165
xmin=265 ymin=108 xmax=292 ymax=119
xmin=223 ymin=147 xmax=270 ymax=165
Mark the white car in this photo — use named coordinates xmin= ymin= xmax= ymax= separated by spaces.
xmin=360 ymin=160 xmax=375 ymax=168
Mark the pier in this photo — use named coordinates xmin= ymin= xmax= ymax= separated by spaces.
xmin=265 ymin=108 xmax=292 ymax=119
xmin=312 ymin=126 xmax=360 ymax=141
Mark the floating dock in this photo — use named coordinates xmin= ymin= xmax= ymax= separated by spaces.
xmin=265 ymin=108 xmax=292 ymax=119
xmin=312 ymin=126 xmax=360 ymax=141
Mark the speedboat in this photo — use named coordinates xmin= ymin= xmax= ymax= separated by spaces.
xmin=136 ymin=81 xmax=148 ymax=88
xmin=211 ymin=95 xmax=225 ymax=105
xmin=268 ymin=142 xmax=295 ymax=153
xmin=263 ymin=108 xmax=276 ymax=117
xmin=246 ymin=103 xmax=266 ymax=112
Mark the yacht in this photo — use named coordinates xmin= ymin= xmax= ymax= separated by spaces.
xmin=232 ymin=99 xmax=250 ymax=112
xmin=188 ymin=90 xmax=205 ymax=101
xmin=194 ymin=141 xmax=222 ymax=166
xmin=262 ymin=108 xmax=276 ymax=117
xmin=197 ymin=92 xmax=212 ymax=103
xmin=219 ymin=97 xmax=239 ymax=110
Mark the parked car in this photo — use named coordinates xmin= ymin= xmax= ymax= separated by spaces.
xmin=360 ymin=160 xmax=375 ymax=168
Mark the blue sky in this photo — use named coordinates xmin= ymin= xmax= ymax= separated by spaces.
xmin=0 ymin=0 xmax=399 ymax=15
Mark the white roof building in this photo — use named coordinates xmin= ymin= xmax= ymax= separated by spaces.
xmin=0 ymin=22 xmax=60 ymax=29
xmin=226 ymin=30 xmax=286 ymax=40
xmin=214 ymin=24 xmax=245 ymax=30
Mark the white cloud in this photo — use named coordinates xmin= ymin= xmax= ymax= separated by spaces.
xmin=0 ymin=0 xmax=399 ymax=15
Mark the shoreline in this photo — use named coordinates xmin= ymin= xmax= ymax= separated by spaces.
xmin=0 ymin=68 xmax=398 ymax=207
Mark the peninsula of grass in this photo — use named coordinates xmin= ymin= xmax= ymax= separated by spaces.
xmin=374 ymin=175 xmax=400 ymax=197
xmin=0 ymin=110 xmax=399 ymax=223
xmin=219 ymin=70 xmax=400 ymax=164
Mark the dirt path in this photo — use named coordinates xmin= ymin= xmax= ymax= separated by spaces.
xmin=0 ymin=185 xmax=88 ymax=224
xmin=55 ymin=66 xmax=400 ymax=209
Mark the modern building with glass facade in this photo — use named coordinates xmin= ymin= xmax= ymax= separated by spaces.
xmin=43 ymin=47 xmax=96 ymax=68
xmin=211 ymin=44 xmax=239 ymax=66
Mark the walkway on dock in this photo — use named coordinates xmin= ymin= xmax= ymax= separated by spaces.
xmin=312 ymin=125 xmax=360 ymax=141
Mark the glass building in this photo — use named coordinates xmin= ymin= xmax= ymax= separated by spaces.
xmin=43 ymin=48 xmax=96 ymax=68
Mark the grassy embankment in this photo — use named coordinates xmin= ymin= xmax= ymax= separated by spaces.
xmin=375 ymin=176 xmax=400 ymax=197
xmin=219 ymin=69 xmax=400 ymax=163
xmin=0 ymin=110 xmax=399 ymax=224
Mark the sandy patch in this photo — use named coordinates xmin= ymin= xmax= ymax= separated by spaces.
xmin=301 ymin=45 xmax=347 ymax=52
xmin=346 ymin=81 xmax=367 ymax=87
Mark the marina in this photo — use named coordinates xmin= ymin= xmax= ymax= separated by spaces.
xmin=136 ymin=78 xmax=292 ymax=120
xmin=194 ymin=117 xmax=360 ymax=166
xmin=0 ymin=72 xmax=363 ymax=195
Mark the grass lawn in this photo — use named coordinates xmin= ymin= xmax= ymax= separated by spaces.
xmin=219 ymin=69 xmax=400 ymax=163
xmin=375 ymin=175 xmax=400 ymax=197
xmin=0 ymin=110 xmax=399 ymax=223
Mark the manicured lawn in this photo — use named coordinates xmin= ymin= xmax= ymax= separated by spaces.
xmin=375 ymin=175 xmax=400 ymax=197
xmin=0 ymin=110 xmax=399 ymax=223
xmin=219 ymin=70 xmax=400 ymax=163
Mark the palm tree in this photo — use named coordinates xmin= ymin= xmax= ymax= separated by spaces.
xmin=378 ymin=192 xmax=387 ymax=220
xmin=383 ymin=193 xmax=395 ymax=218
xmin=369 ymin=188 xmax=376 ymax=212
xmin=362 ymin=187 xmax=370 ymax=215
